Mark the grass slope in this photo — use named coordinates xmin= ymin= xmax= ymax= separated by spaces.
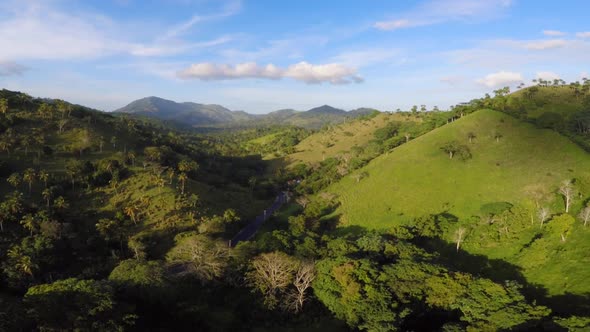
xmin=330 ymin=109 xmax=590 ymax=226
xmin=327 ymin=109 xmax=590 ymax=296
xmin=287 ymin=112 xmax=417 ymax=165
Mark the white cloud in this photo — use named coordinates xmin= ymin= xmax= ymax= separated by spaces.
xmin=577 ymin=32 xmax=590 ymax=38
xmin=0 ymin=0 xmax=236 ymax=60
xmin=476 ymin=71 xmax=523 ymax=88
xmin=535 ymin=71 xmax=560 ymax=81
xmin=0 ymin=61 xmax=28 ymax=76
xmin=524 ymin=39 xmax=567 ymax=50
xmin=543 ymin=30 xmax=565 ymax=36
xmin=177 ymin=62 xmax=363 ymax=84
xmin=374 ymin=0 xmax=512 ymax=31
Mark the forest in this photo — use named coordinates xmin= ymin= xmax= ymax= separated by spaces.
xmin=1 ymin=80 xmax=590 ymax=332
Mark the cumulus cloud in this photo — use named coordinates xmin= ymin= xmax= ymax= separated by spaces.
xmin=524 ymin=39 xmax=567 ymax=50
xmin=577 ymin=32 xmax=590 ymax=38
xmin=476 ymin=71 xmax=523 ymax=87
xmin=177 ymin=62 xmax=363 ymax=84
xmin=543 ymin=30 xmax=565 ymax=36
xmin=0 ymin=61 xmax=28 ymax=76
xmin=536 ymin=71 xmax=560 ymax=81
xmin=374 ymin=0 xmax=512 ymax=31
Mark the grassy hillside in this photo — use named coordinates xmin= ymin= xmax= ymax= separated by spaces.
xmin=330 ymin=109 xmax=590 ymax=225
xmin=325 ymin=109 xmax=590 ymax=296
xmin=286 ymin=112 xmax=417 ymax=165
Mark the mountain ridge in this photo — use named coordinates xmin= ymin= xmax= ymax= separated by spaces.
xmin=114 ymin=96 xmax=379 ymax=129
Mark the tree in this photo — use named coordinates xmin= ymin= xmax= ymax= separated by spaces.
xmin=467 ymin=132 xmax=476 ymax=143
xmin=23 ymin=168 xmax=36 ymax=194
xmin=7 ymin=173 xmax=21 ymax=189
xmin=296 ymin=196 xmax=310 ymax=208
xmin=578 ymin=206 xmax=590 ymax=227
xmin=20 ymin=214 xmax=38 ymax=236
xmin=127 ymin=151 xmax=136 ymax=167
xmin=42 ymin=188 xmax=53 ymax=208
xmin=38 ymin=103 xmax=53 ymax=119
xmin=54 ymin=196 xmax=69 ymax=210
xmin=57 ymin=119 xmax=68 ymax=134
xmin=178 ymin=159 xmax=198 ymax=173
xmin=440 ymin=141 xmax=471 ymax=160
xmin=110 ymin=136 xmax=117 ymax=149
xmin=558 ymin=180 xmax=575 ymax=213
xmin=24 ymin=278 xmax=129 ymax=331
xmin=0 ymin=98 xmax=8 ymax=114
xmin=247 ymin=251 xmax=297 ymax=309
xmin=454 ymin=227 xmax=467 ymax=252
xmin=98 ymin=136 xmax=105 ymax=153
xmin=7 ymin=247 xmax=37 ymax=278
xmin=166 ymin=235 xmax=230 ymax=284
xmin=352 ymin=171 xmax=369 ymax=183
xmin=124 ymin=205 xmax=138 ymax=224
xmin=404 ymin=132 xmax=411 ymax=143
xmin=493 ymin=131 xmax=503 ymax=142
xmin=55 ymin=99 xmax=72 ymax=118
xmin=538 ymin=207 xmax=550 ymax=227
xmin=38 ymin=170 xmax=49 ymax=188
xmin=287 ymin=261 xmax=316 ymax=313
xmin=547 ymin=214 xmax=576 ymax=242
xmin=127 ymin=236 xmax=146 ymax=260
xmin=178 ymin=172 xmax=188 ymax=195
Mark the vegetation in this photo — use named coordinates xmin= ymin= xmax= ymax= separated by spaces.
xmin=1 ymin=82 xmax=590 ymax=331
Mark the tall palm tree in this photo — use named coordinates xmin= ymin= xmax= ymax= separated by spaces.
xmin=42 ymin=188 xmax=53 ymax=207
xmin=20 ymin=214 xmax=37 ymax=236
xmin=38 ymin=170 xmax=49 ymax=188
xmin=178 ymin=172 xmax=188 ymax=195
xmin=23 ymin=168 xmax=36 ymax=194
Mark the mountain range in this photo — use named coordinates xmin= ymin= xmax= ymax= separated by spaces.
xmin=114 ymin=96 xmax=378 ymax=129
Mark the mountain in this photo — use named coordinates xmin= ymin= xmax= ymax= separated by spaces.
xmin=114 ymin=96 xmax=255 ymax=126
xmin=115 ymin=97 xmax=379 ymax=129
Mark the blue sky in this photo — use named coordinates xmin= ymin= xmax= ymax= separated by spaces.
xmin=0 ymin=0 xmax=589 ymax=113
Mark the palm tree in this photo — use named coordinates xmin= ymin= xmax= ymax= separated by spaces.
xmin=42 ymin=188 xmax=53 ymax=208
xmin=178 ymin=172 xmax=188 ymax=195
xmin=0 ymin=98 xmax=8 ymax=114
xmin=54 ymin=196 xmax=69 ymax=210
xmin=23 ymin=168 xmax=36 ymax=194
xmin=127 ymin=151 xmax=136 ymax=166
xmin=7 ymin=173 xmax=21 ymax=189
xmin=156 ymin=176 xmax=166 ymax=193
xmin=99 ymin=136 xmax=105 ymax=153
xmin=167 ymin=169 xmax=175 ymax=184
xmin=20 ymin=214 xmax=37 ymax=236
xmin=8 ymin=248 xmax=37 ymax=278
xmin=38 ymin=170 xmax=49 ymax=188
xmin=124 ymin=205 xmax=138 ymax=224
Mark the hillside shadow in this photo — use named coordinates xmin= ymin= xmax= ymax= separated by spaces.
xmin=414 ymin=235 xmax=590 ymax=318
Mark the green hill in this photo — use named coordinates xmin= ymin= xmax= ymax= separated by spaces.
xmin=325 ymin=109 xmax=590 ymax=296
xmin=286 ymin=112 xmax=419 ymax=165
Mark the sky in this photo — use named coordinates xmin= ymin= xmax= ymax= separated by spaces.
xmin=0 ymin=0 xmax=589 ymax=113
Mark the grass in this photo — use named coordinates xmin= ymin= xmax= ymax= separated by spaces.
xmin=324 ymin=109 xmax=590 ymax=296
xmin=329 ymin=109 xmax=590 ymax=227
xmin=286 ymin=112 xmax=418 ymax=165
